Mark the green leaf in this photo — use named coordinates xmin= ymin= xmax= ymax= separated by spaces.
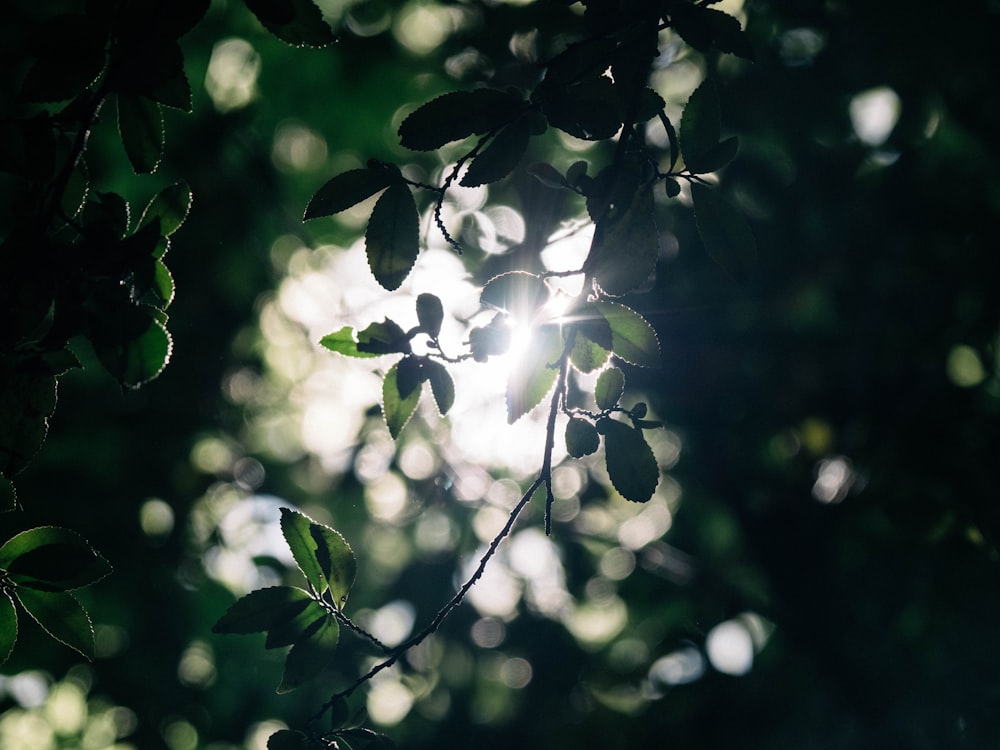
xmin=212 ymin=586 xmax=313 ymax=634
xmin=691 ymin=183 xmax=757 ymax=282
xmin=152 ymin=259 xmax=175 ymax=307
xmin=599 ymin=418 xmax=658 ymax=503
xmin=138 ymin=181 xmax=192 ymax=237
xmin=595 ymin=366 xmax=625 ymax=410
xmin=416 ymin=293 xmax=444 ymax=339
xmin=310 ymin=522 xmax=357 ymax=611
xmin=0 ymin=593 xmax=17 ymax=663
xmin=585 ymin=182 xmax=658 ymax=297
xmin=0 ymin=527 xmax=111 ymax=592
xmin=356 ymin=319 xmax=411 ymax=355
xmin=16 ymin=588 xmax=94 ymax=659
xmin=105 ymin=316 xmax=173 ymax=388
xmin=680 ymin=78 xmax=723 ymax=173
xmin=481 ymin=272 xmax=549 ymax=320
xmin=304 ymin=166 xmax=395 ymax=220
xmin=280 ymin=508 xmax=327 ymax=594
xmin=398 ymin=89 xmax=524 ymax=152
xmin=278 ymin=614 xmax=339 ymax=693
xmin=366 ymin=183 xmax=419 ymax=291
xmin=506 ymin=324 xmax=562 ymax=424
xmin=566 ymin=417 xmax=599 ymax=458
xmin=569 ymin=326 xmax=610 ymax=374
xmin=594 ymin=301 xmax=660 ymax=368
xmin=245 ymin=0 xmax=335 ymax=47
xmin=423 ymin=359 xmax=455 ymax=416
xmin=117 ymin=95 xmax=163 ymax=175
xmin=460 ymin=115 xmax=532 ymax=187
xmin=382 ymin=361 xmax=422 ymax=438
xmin=320 ymin=327 xmax=379 ymax=358
xmin=265 ymin=598 xmax=326 ymax=649
xmin=267 ymin=729 xmax=312 ymax=750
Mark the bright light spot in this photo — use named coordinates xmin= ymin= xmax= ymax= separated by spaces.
xmin=43 ymin=680 xmax=86 ymax=735
xmin=190 ymin=436 xmax=235 ymax=474
xmin=617 ymin=497 xmax=672 ymax=550
xmin=599 ymin=546 xmax=636 ymax=580
xmin=272 ymin=121 xmax=328 ymax=172
xmin=415 ymin=509 xmax=455 ymax=554
xmin=706 ymin=619 xmax=754 ymax=676
xmin=561 ymin=596 xmax=627 ymax=649
xmin=233 ymin=456 xmax=265 ymax=491
xmin=465 ymin=550 xmax=522 ymax=619
xmin=779 ymin=27 xmax=826 ymax=66
xmin=365 ymin=471 xmax=410 ymax=523
xmin=246 ymin=720 xmax=287 ymax=750
xmin=399 ymin=440 xmax=437 ymax=480
xmin=205 ymin=38 xmax=260 ymax=112
xmin=368 ymin=600 xmax=416 ymax=647
xmin=394 ymin=4 xmax=461 ymax=56
xmin=947 ymin=345 xmax=987 ymax=387
xmin=812 ymin=455 xmax=855 ymax=504
xmin=648 ymin=647 xmax=705 ymax=687
xmin=140 ymin=498 xmax=174 ymax=538
xmin=205 ymin=495 xmax=295 ymax=593
xmin=471 ymin=617 xmax=506 ymax=648
xmin=508 ymin=528 xmax=571 ymax=617
xmin=178 ymin=640 xmax=216 ymax=688
xmin=498 ymin=657 xmax=533 ymax=689
xmin=163 ymin=718 xmax=198 ymax=750
xmin=367 ymin=678 xmax=414 ymax=726
xmin=849 ymin=86 xmax=901 ymax=146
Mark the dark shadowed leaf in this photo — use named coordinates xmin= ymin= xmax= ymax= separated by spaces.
xmin=527 ymin=162 xmax=569 ymax=189
xmin=139 ymin=181 xmax=192 ymax=237
xmin=278 ymin=614 xmax=339 ymax=693
xmin=680 ymin=78 xmax=723 ymax=173
xmin=336 ymin=727 xmax=397 ymax=750
xmin=213 ymin=586 xmax=313 ymax=634
xmin=507 ymin=325 xmax=562 ymax=424
xmin=0 ymin=370 xmax=57 ymax=477
xmin=416 ymin=293 xmax=444 ymax=338
xmin=0 ymin=594 xmax=16 ymax=663
xmin=691 ymin=183 xmax=757 ymax=282
xmin=16 ymin=588 xmax=94 ymax=659
xmin=423 ymin=359 xmax=455 ymax=416
xmin=104 ymin=317 xmax=173 ymax=388
xmin=304 ymin=166 xmax=395 ymax=220
xmin=356 ymin=319 xmax=411 ymax=355
xmin=595 ymin=366 xmax=625 ymax=410
xmin=244 ymin=0 xmax=335 ymax=47
xmin=594 ymin=301 xmax=660 ymax=367
xmin=267 ymin=729 xmax=312 ymax=750
xmin=398 ymin=89 xmax=523 ymax=151
xmin=586 ymin=182 xmax=658 ymax=297
xmin=566 ymin=417 xmax=599 ymax=458
xmin=117 ymin=95 xmax=164 ymax=174
xmin=705 ymin=8 xmax=755 ymax=60
xmin=366 ymin=183 xmax=419 ymax=291
xmin=540 ymin=75 xmax=622 ymax=141
xmin=310 ymin=522 xmax=356 ymax=611
xmin=461 ymin=115 xmax=533 ymax=187
xmin=0 ymin=527 xmax=111 ymax=592
xmin=599 ymin=418 xmax=658 ymax=502
xmin=396 ymin=355 xmax=423 ymax=399
xmin=481 ymin=272 xmax=549 ymax=319
xmin=19 ymin=14 xmax=106 ymax=103
xmin=382 ymin=361 xmax=422 ymax=438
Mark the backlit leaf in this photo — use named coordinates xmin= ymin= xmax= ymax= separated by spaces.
xmin=382 ymin=361 xmax=422 ymax=438
xmin=310 ymin=522 xmax=356 ymax=611
xmin=0 ymin=594 xmax=16 ymax=663
xmin=0 ymin=369 xmax=57 ymax=477
xmin=566 ymin=417 xmax=599 ymax=458
xmin=16 ymin=587 xmax=94 ymax=659
xmin=461 ymin=115 xmax=532 ymax=187
xmin=691 ymin=183 xmax=757 ymax=282
xmin=416 ymin=293 xmax=444 ymax=339
xmin=138 ymin=181 xmax=192 ymax=237
xmin=506 ymin=325 xmax=562 ymax=424
xmin=0 ymin=526 xmax=111 ymax=592
xmin=245 ymin=0 xmax=335 ymax=47
xmin=594 ymin=301 xmax=660 ymax=368
xmin=118 ymin=95 xmax=164 ymax=175
xmin=366 ymin=183 xmax=419 ymax=291
xmin=595 ymin=366 xmax=625 ymax=410
xmin=213 ymin=586 xmax=313 ymax=634
xmin=268 ymin=730 xmax=312 ymax=750
xmin=320 ymin=327 xmax=378 ymax=358
xmin=356 ymin=319 xmax=411 ymax=355
xmin=278 ymin=614 xmax=339 ymax=693
xmin=680 ymin=78 xmax=722 ymax=173
xmin=424 ymin=359 xmax=455 ymax=416
xmin=304 ymin=166 xmax=394 ymax=220
xmin=398 ymin=89 xmax=523 ymax=152
xmin=265 ymin=598 xmax=325 ymax=649
xmin=586 ymin=182 xmax=658 ymax=297
xmin=481 ymin=272 xmax=548 ymax=319
xmin=280 ymin=508 xmax=326 ymax=594
xmin=600 ymin=418 xmax=658 ymax=502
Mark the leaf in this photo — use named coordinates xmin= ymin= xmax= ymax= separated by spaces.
xmin=19 ymin=14 xmax=107 ymax=103
xmin=398 ymin=89 xmax=524 ymax=152
xmin=460 ymin=115 xmax=533 ymax=187
xmin=304 ymin=166 xmax=395 ymax=220
xmin=599 ymin=418 xmax=658 ymax=502
xmin=566 ymin=418 xmax=599 ymax=458
xmin=16 ymin=588 xmax=94 ymax=659
xmin=423 ymin=359 xmax=455 ymax=416
xmin=0 ymin=369 xmax=57 ymax=477
xmin=0 ymin=593 xmax=17 ymax=663
xmin=152 ymin=259 xmax=175 ymax=307
xmin=212 ymin=586 xmax=313 ymax=634
xmin=0 ymin=527 xmax=111 ymax=592
xmin=117 ymin=95 xmax=164 ymax=175
xmin=245 ymin=0 xmax=336 ymax=47
xmin=356 ymin=319 xmax=411 ymax=355
xmin=595 ymin=366 xmax=625 ymax=410
xmin=691 ymin=183 xmax=757 ymax=282
xmin=569 ymin=326 xmax=610 ymax=374
xmin=704 ymin=8 xmax=755 ymax=60
xmin=280 ymin=508 xmax=327 ymax=594
xmin=527 ymin=162 xmax=569 ymax=189
xmin=481 ymin=272 xmax=549 ymax=320
xmin=310 ymin=522 xmax=357 ymax=611
xmin=382 ymin=361 xmax=422 ymax=438
xmin=336 ymin=728 xmax=397 ymax=750
xmin=594 ymin=301 xmax=660 ymax=368
xmin=585 ymin=182 xmax=658 ymax=297
xmin=366 ymin=183 xmax=419 ymax=291
xmin=138 ymin=181 xmax=192 ymax=237
xmin=104 ymin=317 xmax=173 ymax=388
xmin=265 ymin=598 xmax=326 ymax=649
xmin=540 ymin=75 xmax=622 ymax=141
xmin=680 ymin=78 xmax=724 ymax=173
xmin=506 ymin=324 xmax=562 ymax=424
xmin=416 ymin=293 xmax=444 ymax=338
xmin=268 ymin=729 xmax=312 ymax=750
xmin=396 ymin=355 xmax=423 ymax=399
xmin=278 ymin=614 xmax=339 ymax=693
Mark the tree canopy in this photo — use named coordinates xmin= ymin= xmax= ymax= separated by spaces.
xmin=2 ymin=0 xmax=1000 ymax=748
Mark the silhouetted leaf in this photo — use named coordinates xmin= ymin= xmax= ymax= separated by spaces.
xmin=468 ymin=316 xmax=512 ymax=362
xmin=0 ymin=369 xmax=57 ymax=477
xmin=691 ymin=183 xmax=757 ymax=282
xmin=245 ymin=0 xmax=335 ymax=47
xmin=586 ymin=182 xmax=658 ymax=297
xmin=599 ymin=417 xmax=658 ymax=502
xmin=16 ymin=587 xmax=94 ymax=659
xmin=152 ymin=260 xmax=175 ymax=307
xmin=138 ymin=181 xmax=192 ymax=237
xmin=267 ymin=729 xmax=311 ymax=750
xmin=382 ymin=361 xmax=422 ymax=438
xmin=527 ymin=162 xmax=569 ymax=189
xmin=705 ymin=8 xmax=755 ymax=60
xmin=680 ymin=78 xmax=723 ymax=173
xmin=0 ymin=527 xmax=111 ymax=592
xmin=320 ymin=327 xmax=381 ymax=358
xmin=416 ymin=293 xmax=444 ymax=338
xmin=20 ymin=14 xmax=106 ymax=103
xmin=356 ymin=319 xmax=411 ymax=355
xmin=544 ymin=36 xmax=618 ymax=86
xmin=481 ymin=272 xmax=549 ymax=319
xmin=566 ymin=417 xmax=599 ymax=458
xmin=213 ymin=586 xmax=313 ymax=634
xmin=366 ymin=183 xmax=419 ymax=291
xmin=595 ymin=366 xmax=625 ymax=410
xmin=594 ymin=301 xmax=660 ymax=367
xmin=461 ymin=115 xmax=532 ymax=187
xmin=540 ymin=74 xmax=622 ymax=140
xmin=0 ymin=594 xmax=16 ymax=663
xmin=396 ymin=355 xmax=423 ymax=399
xmin=99 ymin=316 xmax=173 ymax=388
xmin=117 ymin=95 xmax=163 ymax=174
xmin=670 ymin=3 xmax=713 ymax=53
xmin=304 ymin=166 xmax=395 ymax=220
xmin=507 ymin=324 xmax=562 ymax=424
xmin=278 ymin=614 xmax=339 ymax=692
xmin=336 ymin=727 xmax=397 ymax=750
xmin=424 ymin=359 xmax=455 ymax=416
xmin=398 ymin=89 xmax=523 ymax=151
